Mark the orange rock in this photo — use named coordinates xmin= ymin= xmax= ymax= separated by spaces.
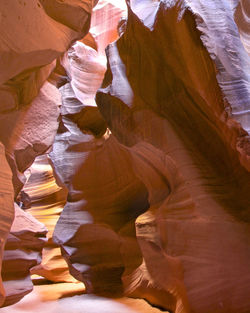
xmin=23 ymin=154 xmax=76 ymax=283
xmin=1 ymin=204 xmax=47 ymax=307
xmin=0 ymin=143 xmax=14 ymax=307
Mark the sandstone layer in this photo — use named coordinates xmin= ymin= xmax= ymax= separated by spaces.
xmin=1 ymin=204 xmax=47 ymax=307
xmin=0 ymin=0 xmax=94 ymax=110
xmin=0 ymin=82 xmax=61 ymax=197
xmin=0 ymin=0 xmax=249 ymax=312
xmin=235 ymin=0 xmax=250 ymax=57
xmin=0 ymin=143 xmax=14 ymax=307
xmin=0 ymin=0 xmax=96 ymax=307
xmin=95 ymin=1 xmax=250 ymax=312
xmin=22 ymin=154 xmax=75 ymax=282
xmin=0 ymin=0 xmax=98 ymax=196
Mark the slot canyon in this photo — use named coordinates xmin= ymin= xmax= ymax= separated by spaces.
xmin=0 ymin=0 xmax=249 ymax=312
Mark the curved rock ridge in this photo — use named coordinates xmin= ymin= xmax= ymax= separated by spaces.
xmin=89 ymin=0 xmax=128 ymax=54
xmin=97 ymin=0 xmax=250 ymax=192
xmin=48 ymin=0 xmax=135 ymax=296
xmin=96 ymin=1 xmax=250 ymax=312
xmin=50 ymin=111 xmax=193 ymax=312
xmin=0 ymin=143 xmax=14 ymax=307
xmin=61 ymin=42 xmax=107 ymax=110
xmin=0 ymin=0 xmax=95 ymax=111
xmin=22 ymin=154 xmax=75 ymax=283
xmin=184 ymin=0 xmax=250 ymax=134
xmin=59 ymin=0 xmax=127 ymax=112
xmin=129 ymin=0 xmax=250 ymax=134
xmin=1 ymin=204 xmax=47 ymax=307
xmin=0 ymin=1 xmax=249 ymax=312
xmin=0 ymin=81 xmax=61 ymax=197
xmin=0 ymin=0 xmax=96 ymax=307
xmin=50 ymin=124 xmax=149 ymax=295
xmin=234 ymin=0 xmax=250 ymax=57
xmin=0 ymin=0 xmax=97 ymax=196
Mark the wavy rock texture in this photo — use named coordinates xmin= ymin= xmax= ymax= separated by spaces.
xmin=0 ymin=0 xmax=97 ymax=198
xmin=59 ymin=0 xmax=127 ymax=112
xmin=89 ymin=0 xmax=128 ymax=53
xmin=49 ymin=0 xmax=137 ymax=296
xmin=234 ymin=0 xmax=250 ymax=56
xmin=1 ymin=204 xmax=47 ymax=307
xmin=50 ymin=113 xmax=191 ymax=312
xmin=22 ymin=154 xmax=75 ymax=283
xmin=184 ymin=0 xmax=250 ymax=135
xmin=0 ymin=0 xmax=95 ymax=306
xmin=61 ymin=43 xmax=107 ymax=110
xmin=49 ymin=0 xmax=128 ymax=245
xmin=0 ymin=81 xmax=61 ymax=197
xmin=0 ymin=143 xmax=14 ymax=307
xmin=50 ymin=127 xmax=149 ymax=295
xmin=1 ymin=0 xmax=250 ymax=312
xmin=0 ymin=0 xmax=94 ymax=111
xmin=96 ymin=1 xmax=250 ymax=312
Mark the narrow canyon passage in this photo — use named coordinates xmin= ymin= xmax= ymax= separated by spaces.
xmin=0 ymin=1 xmax=249 ymax=313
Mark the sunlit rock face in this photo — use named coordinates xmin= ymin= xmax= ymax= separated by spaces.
xmin=49 ymin=0 xmax=136 ymax=297
xmin=0 ymin=0 xmax=250 ymax=312
xmin=89 ymin=0 xmax=128 ymax=54
xmin=60 ymin=0 xmax=127 ymax=111
xmin=0 ymin=0 xmax=97 ymax=196
xmin=1 ymin=204 xmax=47 ymax=307
xmin=235 ymin=0 xmax=250 ymax=57
xmin=51 ymin=128 xmax=149 ymax=295
xmin=185 ymin=0 xmax=250 ymax=137
xmin=22 ymin=154 xmax=76 ymax=283
xmin=0 ymin=82 xmax=61 ymax=197
xmin=96 ymin=1 xmax=250 ymax=312
xmin=0 ymin=0 xmax=96 ymax=307
xmin=0 ymin=143 xmax=14 ymax=307
xmin=0 ymin=0 xmax=94 ymax=110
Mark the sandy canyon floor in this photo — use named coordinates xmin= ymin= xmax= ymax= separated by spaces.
xmin=1 ymin=282 xmax=165 ymax=313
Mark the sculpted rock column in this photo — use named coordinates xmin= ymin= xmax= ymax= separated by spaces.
xmin=0 ymin=0 xmax=96 ymax=307
xmin=22 ymin=154 xmax=75 ymax=283
xmin=1 ymin=204 xmax=47 ymax=307
xmin=0 ymin=143 xmax=14 ymax=307
xmin=49 ymin=0 xmax=144 ymax=296
xmin=0 ymin=82 xmax=61 ymax=197
xmin=0 ymin=0 xmax=97 ymax=196
xmin=96 ymin=1 xmax=250 ymax=312
xmin=0 ymin=0 xmax=95 ymax=110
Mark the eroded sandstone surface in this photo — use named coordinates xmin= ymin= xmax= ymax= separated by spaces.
xmin=95 ymin=1 xmax=250 ymax=312
xmin=22 ymin=154 xmax=75 ymax=283
xmin=0 ymin=143 xmax=14 ymax=307
xmin=1 ymin=204 xmax=47 ymax=307
xmin=0 ymin=0 xmax=96 ymax=307
xmin=0 ymin=0 xmax=250 ymax=312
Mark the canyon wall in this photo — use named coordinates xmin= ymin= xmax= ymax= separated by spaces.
xmin=95 ymin=1 xmax=250 ymax=312
xmin=0 ymin=1 xmax=249 ymax=312
xmin=0 ymin=0 xmax=96 ymax=306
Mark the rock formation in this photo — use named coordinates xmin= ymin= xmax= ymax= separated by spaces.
xmin=0 ymin=0 xmax=97 ymax=196
xmin=22 ymin=154 xmax=75 ymax=283
xmin=49 ymin=0 xmax=131 ymax=295
xmin=95 ymin=1 xmax=250 ymax=312
xmin=234 ymin=0 xmax=250 ymax=57
xmin=0 ymin=0 xmax=97 ymax=307
xmin=0 ymin=81 xmax=61 ymax=197
xmin=0 ymin=143 xmax=14 ymax=307
xmin=0 ymin=0 xmax=94 ymax=109
xmin=1 ymin=204 xmax=47 ymax=307
xmin=0 ymin=0 xmax=250 ymax=312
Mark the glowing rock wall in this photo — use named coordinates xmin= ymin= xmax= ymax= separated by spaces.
xmin=0 ymin=1 xmax=249 ymax=312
